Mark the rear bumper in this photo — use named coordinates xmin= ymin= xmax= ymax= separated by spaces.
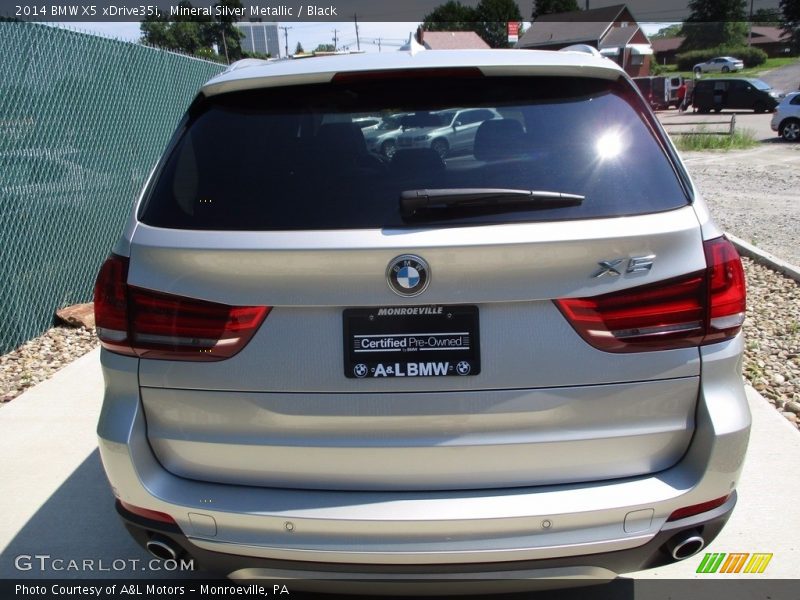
xmin=97 ymin=334 xmax=750 ymax=577
xmin=119 ymin=496 xmax=735 ymax=581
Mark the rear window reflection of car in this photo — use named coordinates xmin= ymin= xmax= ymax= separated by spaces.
xmin=139 ymin=76 xmax=689 ymax=231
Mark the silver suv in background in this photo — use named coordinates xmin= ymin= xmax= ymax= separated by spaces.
xmin=771 ymin=91 xmax=800 ymax=141
xmin=95 ymin=48 xmax=749 ymax=588
xmin=395 ymin=107 xmax=501 ymax=158
xmin=363 ymin=113 xmax=408 ymax=158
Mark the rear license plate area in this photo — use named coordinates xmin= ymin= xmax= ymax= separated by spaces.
xmin=344 ymin=305 xmax=480 ymax=378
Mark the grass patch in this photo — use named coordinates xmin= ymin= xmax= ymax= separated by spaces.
xmin=660 ymin=57 xmax=798 ymax=80
xmin=672 ymin=127 xmax=758 ymax=151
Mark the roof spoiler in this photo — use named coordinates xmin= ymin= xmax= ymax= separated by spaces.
xmin=560 ymin=44 xmax=604 ymax=58
xmin=221 ymin=58 xmax=272 ymax=75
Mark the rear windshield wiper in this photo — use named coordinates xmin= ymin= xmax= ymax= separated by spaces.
xmin=400 ymin=188 xmax=584 ymax=218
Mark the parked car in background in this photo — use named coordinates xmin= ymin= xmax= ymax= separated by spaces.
xmin=395 ymin=107 xmax=501 ymax=158
xmin=352 ymin=116 xmax=382 ymax=135
xmin=693 ymin=56 xmax=744 ymax=75
xmin=771 ymin=91 xmax=800 ymax=141
xmin=692 ymin=78 xmax=780 ymax=113
xmin=363 ymin=113 xmax=407 ymax=158
xmin=633 ymin=76 xmax=670 ymax=110
xmin=95 ymin=48 xmax=749 ymax=587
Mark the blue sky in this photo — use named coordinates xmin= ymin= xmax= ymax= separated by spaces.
xmin=61 ymin=21 xmax=420 ymax=54
xmin=62 ymin=20 xmax=671 ymax=56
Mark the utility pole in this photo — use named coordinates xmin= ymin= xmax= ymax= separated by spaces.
xmin=354 ymin=14 xmax=360 ymax=51
xmin=748 ymin=0 xmax=754 ymax=46
xmin=373 ymin=38 xmax=383 ymax=52
xmin=221 ymin=29 xmax=229 ymax=64
xmin=279 ymin=25 xmax=292 ymax=58
xmin=332 ymin=28 xmax=339 ymax=51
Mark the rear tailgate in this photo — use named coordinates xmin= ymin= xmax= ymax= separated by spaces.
xmin=133 ymin=209 xmax=704 ymax=490
xmin=129 ymin=71 xmax=703 ymax=491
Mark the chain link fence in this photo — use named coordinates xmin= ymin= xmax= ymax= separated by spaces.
xmin=0 ymin=22 xmax=225 ymax=354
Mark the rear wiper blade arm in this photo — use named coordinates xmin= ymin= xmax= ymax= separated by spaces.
xmin=400 ymin=188 xmax=584 ymax=217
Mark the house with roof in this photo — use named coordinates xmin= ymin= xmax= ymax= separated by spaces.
xmin=516 ymin=4 xmax=653 ymax=77
xmin=412 ymin=28 xmax=491 ymax=50
xmin=749 ymin=26 xmax=794 ymax=57
xmin=651 ymin=37 xmax=684 ymax=66
xmin=654 ymin=26 xmax=793 ymax=65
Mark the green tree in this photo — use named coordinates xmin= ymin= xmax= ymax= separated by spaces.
xmin=531 ymin=0 xmax=580 ymax=20
xmin=204 ymin=0 xmax=245 ymax=62
xmin=475 ymin=0 xmax=523 ymax=48
xmin=781 ymin=0 xmax=800 ymax=52
xmin=649 ymin=23 xmax=683 ymax=40
xmin=140 ymin=1 xmax=214 ymax=57
xmin=422 ymin=0 xmax=522 ymax=48
xmin=680 ymin=0 xmax=748 ymax=50
xmin=421 ymin=0 xmax=478 ymax=32
xmin=314 ymin=44 xmax=336 ymax=52
xmin=295 ymin=41 xmax=305 ymax=54
xmin=750 ymin=8 xmax=781 ymax=24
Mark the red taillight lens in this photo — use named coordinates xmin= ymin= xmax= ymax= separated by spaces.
xmin=703 ymin=236 xmax=747 ymax=344
xmin=555 ymin=237 xmax=745 ymax=353
xmin=94 ymin=254 xmax=134 ymax=356
xmin=556 ymin=272 xmax=707 ymax=352
xmin=128 ymin=287 xmax=270 ymax=361
xmin=667 ymin=495 xmax=730 ymax=522
xmin=93 ymin=254 xmax=270 ymax=361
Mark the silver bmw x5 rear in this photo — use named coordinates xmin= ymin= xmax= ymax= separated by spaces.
xmin=95 ymin=48 xmax=750 ymax=585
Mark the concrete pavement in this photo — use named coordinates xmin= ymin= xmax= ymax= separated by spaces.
xmin=0 ymin=349 xmax=798 ymax=581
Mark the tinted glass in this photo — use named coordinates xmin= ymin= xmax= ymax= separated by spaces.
xmin=140 ymin=76 xmax=689 ymax=231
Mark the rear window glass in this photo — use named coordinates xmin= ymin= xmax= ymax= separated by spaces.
xmin=140 ymin=76 xmax=689 ymax=230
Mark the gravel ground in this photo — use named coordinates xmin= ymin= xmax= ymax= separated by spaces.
xmin=742 ymin=258 xmax=800 ymax=429
xmin=0 ymin=258 xmax=798 ymax=431
xmin=683 ymin=144 xmax=800 ymax=266
xmin=0 ymin=326 xmax=98 ymax=404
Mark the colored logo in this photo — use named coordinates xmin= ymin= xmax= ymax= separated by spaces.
xmin=696 ymin=552 xmax=773 ymax=574
xmin=387 ymin=255 xmax=430 ymax=297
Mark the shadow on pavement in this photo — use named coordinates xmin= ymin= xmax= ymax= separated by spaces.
xmin=0 ymin=449 xmax=200 ymax=579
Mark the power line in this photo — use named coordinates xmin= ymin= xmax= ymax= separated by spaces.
xmin=363 ymin=37 xmax=405 ymax=52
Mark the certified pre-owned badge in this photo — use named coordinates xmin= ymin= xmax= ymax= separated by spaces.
xmin=387 ymin=255 xmax=430 ymax=297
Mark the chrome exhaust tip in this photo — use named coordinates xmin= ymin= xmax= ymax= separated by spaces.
xmin=666 ymin=530 xmax=705 ymax=560
xmin=146 ymin=535 xmax=180 ymax=561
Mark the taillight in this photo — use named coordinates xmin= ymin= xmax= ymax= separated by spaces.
xmin=703 ymin=236 xmax=747 ymax=344
xmin=555 ymin=236 xmax=745 ymax=352
xmin=94 ymin=254 xmax=133 ymax=356
xmin=93 ymin=254 xmax=270 ymax=361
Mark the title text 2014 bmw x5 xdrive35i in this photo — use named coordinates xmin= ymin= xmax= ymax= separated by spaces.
xmin=94 ymin=48 xmax=749 ymax=587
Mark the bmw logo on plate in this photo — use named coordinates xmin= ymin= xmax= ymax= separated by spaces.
xmin=387 ymin=255 xmax=430 ymax=297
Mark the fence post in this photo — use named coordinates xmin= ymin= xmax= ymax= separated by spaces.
xmin=729 ymin=114 xmax=736 ymax=136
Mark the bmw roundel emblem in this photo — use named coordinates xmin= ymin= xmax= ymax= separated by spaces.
xmin=387 ymin=255 xmax=430 ymax=297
